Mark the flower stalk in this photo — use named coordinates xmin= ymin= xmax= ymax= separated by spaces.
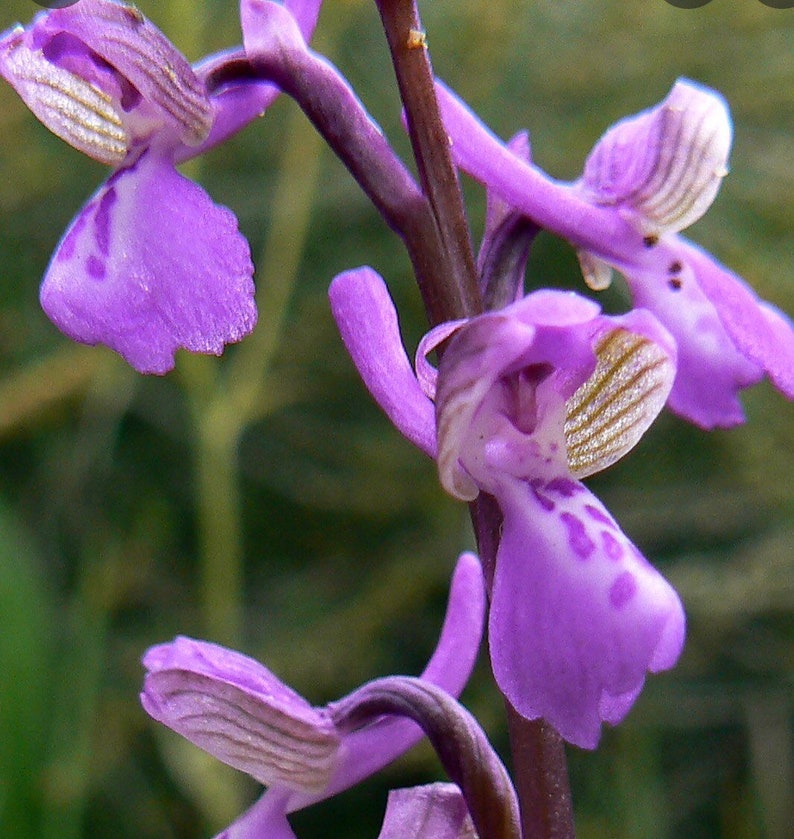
xmin=374 ymin=0 xmax=480 ymax=325
xmin=373 ymin=2 xmax=575 ymax=836
xmin=505 ymin=708 xmax=575 ymax=839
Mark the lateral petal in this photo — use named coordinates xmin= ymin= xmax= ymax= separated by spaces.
xmin=141 ymin=637 xmax=340 ymax=792
xmin=329 ymin=267 xmax=437 ymax=458
xmin=680 ymin=240 xmax=794 ymax=401
xmin=627 ymin=252 xmax=763 ymax=428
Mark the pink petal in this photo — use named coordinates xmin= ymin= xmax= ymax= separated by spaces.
xmin=40 ymin=149 xmax=256 ymax=373
xmin=329 ymin=267 xmax=437 ymax=458
xmin=377 ymin=785 xmax=475 ymax=839
xmin=489 ymin=477 xmax=685 ymax=749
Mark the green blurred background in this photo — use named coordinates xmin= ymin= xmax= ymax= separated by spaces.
xmin=1 ymin=0 xmax=792 ymax=836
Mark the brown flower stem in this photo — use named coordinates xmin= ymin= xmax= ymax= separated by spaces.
xmin=472 ymin=494 xmax=575 ymax=839
xmin=219 ymin=41 xmax=466 ymax=329
xmin=374 ymin=0 xmax=481 ymax=325
xmin=506 ymin=705 xmax=576 ymax=839
xmin=375 ymin=2 xmax=576 ymax=836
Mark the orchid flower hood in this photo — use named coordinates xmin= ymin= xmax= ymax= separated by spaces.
xmin=141 ymin=552 xmax=487 ymax=837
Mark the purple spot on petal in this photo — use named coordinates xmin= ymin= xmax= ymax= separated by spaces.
xmin=610 ymin=571 xmax=637 ymax=609
xmin=547 ymin=477 xmax=583 ymax=498
xmin=530 ymin=480 xmax=556 ymax=511
xmin=561 ymin=512 xmax=595 ymax=560
xmin=109 ymin=148 xmax=146 ymax=184
xmin=601 ymin=530 xmax=624 ymax=561
xmin=93 ymin=186 xmax=117 ymax=256
xmin=584 ymin=504 xmax=614 ymax=527
xmin=57 ymin=212 xmax=89 ymax=262
xmin=87 ymin=255 xmax=106 ymax=280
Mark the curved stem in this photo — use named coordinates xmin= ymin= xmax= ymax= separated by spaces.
xmin=216 ymin=44 xmax=446 ymax=321
xmin=331 ymin=677 xmax=521 ymax=839
xmin=251 ymin=50 xmax=429 ymax=242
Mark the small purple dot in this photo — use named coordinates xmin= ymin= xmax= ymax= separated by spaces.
xmin=610 ymin=572 xmax=637 ymax=609
xmin=584 ymin=504 xmax=613 ymax=527
xmin=561 ymin=512 xmax=595 ymax=560
xmin=530 ymin=481 xmax=555 ymax=512
xmin=546 ymin=477 xmax=582 ymax=498
xmin=93 ymin=186 xmax=118 ymax=257
xmin=86 ymin=255 xmax=106 ymax=280
xmin=56 ymin=212 xmax=89 ymax=262
xmin=601 ymin=530 xmax=624 ymax=561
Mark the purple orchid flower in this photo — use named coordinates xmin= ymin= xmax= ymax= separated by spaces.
xmin=0 ymin=0 xmax=321 ymax=373
xmin=141 ymin=552 xmax=488 ymax=838
xmin=435 ymin=80 xmax=794 ymax=429
xmin=330 ymin=266 xmax=686 ymax=749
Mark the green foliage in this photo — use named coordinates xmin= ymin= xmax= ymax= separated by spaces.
xmin=0 ymin=506 xmax=54 ymax=836
xmin=0 ymin=0 xmax=792 ymax=836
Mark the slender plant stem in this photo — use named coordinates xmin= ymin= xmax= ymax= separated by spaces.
xmin=374 ymin=2 xmax=576 ymax=836
xmin=506 ymin=706 xmax=576 ymax=839
xmin=192 ymin=406 xmax=244 ymax=647
xmin=375 ymin=0 xmax=481 ymax=325
xmin=473 ymin=494 xmax=575 ymax=839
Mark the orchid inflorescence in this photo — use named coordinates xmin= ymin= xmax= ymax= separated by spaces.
xmin=1 ymin=0 xmax=792 ymax=836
